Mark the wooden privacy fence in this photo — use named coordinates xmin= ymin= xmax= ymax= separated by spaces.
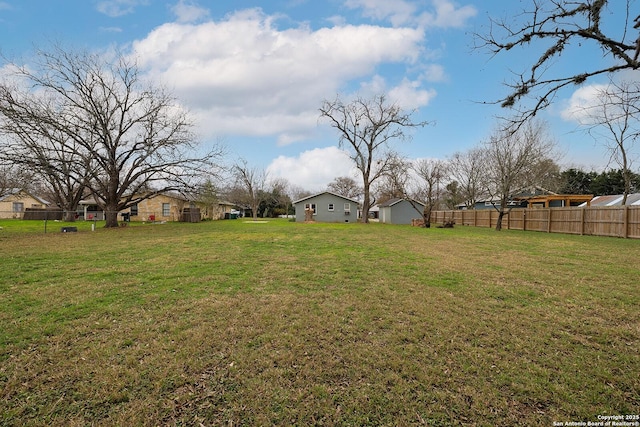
xmin=430 ymin=206 xmax=640 ymax=239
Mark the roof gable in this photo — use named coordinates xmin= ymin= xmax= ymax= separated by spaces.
xmin=293 ymin=191 xmax=359 ymax=205
xmin=0 ymin=188 xmax=49 ymax=205
xmin=378 ymin=198 xmax=425 ymax=208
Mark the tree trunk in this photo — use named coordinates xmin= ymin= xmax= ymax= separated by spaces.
xmin=495 ymin=209 xmax=505 ymax=231
xmin=622 ymin=166 xmax=630 ymax=206
xmin=360 ymin=199 xmax=369 ymax=223
xmin=422 ymin=205 xmax=432 ymax=228
xmin=104 ymin=206 xmax=119 ymax=228
xmin=361 ymin=181 xmax=371 ymax=223
xmin=64 ymin=210 xmax=76 ymax=222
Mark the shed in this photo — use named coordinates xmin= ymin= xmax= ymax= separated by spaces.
xmin=378 ymin=198 xmax=425 ymax=225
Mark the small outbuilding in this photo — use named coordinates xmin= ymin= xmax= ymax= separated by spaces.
xmin=293 ymin=192 xmax=359 ymax=223
xmin=378 ymin=198 xmax=425 ymax=225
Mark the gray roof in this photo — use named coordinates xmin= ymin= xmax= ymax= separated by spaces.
xmin=293 ymin=191 xmax=360 ymax=205
xmin=589 ymin=193 xmax=640 ymax=207
xmin=378 ymin=198 xmax=425 ymax=208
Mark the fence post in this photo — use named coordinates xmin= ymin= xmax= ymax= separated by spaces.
xmin=623 ymin=205 xmax=629 ymax=238
xmin=580 ymin=208 xmax=585 ymax=235
xmin=547 ymin=208 xmax=552 ymax=233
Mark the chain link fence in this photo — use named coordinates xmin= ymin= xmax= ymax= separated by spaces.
xmin=0 ymin=207 xmax=202 ymax=224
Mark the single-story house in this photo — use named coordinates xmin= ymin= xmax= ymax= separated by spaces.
xmin=209 ymin=200 xmax=241 ymax=220
xmin=0 ymin=189 xmax=50 ymax=219
xmin=587 ymin=193 xmax=640 ymax=207
xmin=460 ymin=187 xmax=577 ymax=210
xmin=293 ymin=192 xmax=359 ymax=223
xmin=121 ymin=193 xmax=192 ymax=222
xmin=189 ymin=198 xmax=238 ymax=220
xmin=378 ymin=198 xmax=426 ymax=225
xmin=468 ymin=199 xmax=527 ymax=210
xmin=80 ymin=192 xmax=193 ymax=222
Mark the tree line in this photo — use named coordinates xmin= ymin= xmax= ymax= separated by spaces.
xmin=0 ymin=45 xmax=225 ymax=227
xmin=3 ymin=1 xmax=640 ymax=229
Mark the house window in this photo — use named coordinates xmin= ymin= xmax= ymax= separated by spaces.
xmin=304 ymin=203 xmax=316 ymax=214
xmin=328 ymin=203 xmax=334 ymax=211
xmin=162 ymin=203 xmax=170 ymax=217
xmin=130 ymin=204 xmax=138 ymax=216
xmin=12 ymin=202 xmax=24 ymax=212
xmin=344 ymin=203 xmax=351 ymax=213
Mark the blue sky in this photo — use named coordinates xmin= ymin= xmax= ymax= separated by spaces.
xmin=1 ymin=0 xmax=636 ymax=191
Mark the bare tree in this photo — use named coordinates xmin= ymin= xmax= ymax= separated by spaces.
xmin=477 ymin=0 xmax=640 ymax=123
xmin=379 ymin=155 xmax=447 ymax=228
xmin=320 ymin=94 xmax=429 ymax=223
xmin=269 ymin=177 xmax=293 ymax=217
xmin=0 ymin=163 xmax=35 ymax=195
xmin=578 ymin=79 xmax=640 ymax=204
xmin=0 ymin=78 xmax=93 ymax=221
xmin=534 ymin=158 xmax=563 ymax=193
xmin=194 ymin=178 xmax=220 ymax=220
xmin=232 ymin=159 xmax=268 ymax=221
xmin=448 ymin=147 xmax=487 ymax=209
xmin=413 ymin=158 xmax=448 ymax=228
xmin=0 ymin=44 xmax=223 ymax=227
xmin=374 ymin=153 xmax=409 ymax=205
xmin=482 ymin=120 xmax=556 ymax=231
xmin=288 ymin=184 xmax=312 ymax=203
xmin=442 ymin=181 xmax=465 ymax=210
xmin=326 ymin=176 xmax=362 ymax=199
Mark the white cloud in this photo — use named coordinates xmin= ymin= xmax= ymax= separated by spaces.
xmin=560 ymin=84 xmax=608 ymax=124
xmin=560 ymin=69 xmax=640 ymax=124
xmin=388 ymin=78 xmax=437 ymax=110
xmin=266 ymin=146 xmax=357 ymax=192
xmin=358 ymin=75 xmax=436 ymax=110
xmin=422 ymin=63 xmax=447 ymax=83
xmin=345 ymin=0 xmax=416 ymax=27
xmin=171 ymin=0 xmax=209 ymax=23
xmin=0 ymin=63 xmax=19 ymax=79
xmin=131 ymin=8 xmax=426 ymax=142
xmin=96 ymin=0 xmax=148 ymax=17
xmin=417 ymin=0 xmax=477 ymax=28
xmin=326 ymin=15 xmax=347 ymax=26
xmin=345 ymin=0 xmax=476 ymax=28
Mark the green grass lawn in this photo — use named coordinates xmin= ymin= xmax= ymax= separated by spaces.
xmin=0 ymin=219 xmax=638 ymax=426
